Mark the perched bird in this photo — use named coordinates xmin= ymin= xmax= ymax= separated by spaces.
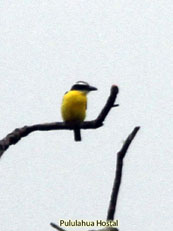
xmin=61 ymin=81 xmax=97 ymax=141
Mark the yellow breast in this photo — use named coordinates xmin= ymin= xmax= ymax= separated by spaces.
xmin=61 ymin=90 xmax=87 ymax=122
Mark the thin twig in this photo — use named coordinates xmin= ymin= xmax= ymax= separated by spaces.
xmin=107 ymin=126 xmax=140 ymax=221
xmin=0 ymin=86 xmax=119 ymax=157
xmin=50 ymin=223 xmax=67 ymax=231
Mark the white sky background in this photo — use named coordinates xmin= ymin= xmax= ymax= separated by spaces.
xmin=0 ymin=1 xmax=172 ymax=231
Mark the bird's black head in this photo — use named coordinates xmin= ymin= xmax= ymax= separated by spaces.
xmin=71 ymin=81 xmax=97 ymax=92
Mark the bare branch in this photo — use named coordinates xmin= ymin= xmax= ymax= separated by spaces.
xmin=50 ymin=223 xmax=67 ymax=231
xmin=0 ymin=86 xmax=118 ymax=157
xmin=107 ymin=126 xmax=140 ymax=221
xmin=94 ymin=85 xmax=119 ymax=127
xmin=50 ymin=126 xmax=139 ymax=231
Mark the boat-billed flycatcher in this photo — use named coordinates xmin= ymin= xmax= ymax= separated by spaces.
xmin=61 ymin=81 xmax=97 ymax=141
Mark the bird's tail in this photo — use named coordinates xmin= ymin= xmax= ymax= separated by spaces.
xmin=74 ymin=128 xmax=81 ymax=141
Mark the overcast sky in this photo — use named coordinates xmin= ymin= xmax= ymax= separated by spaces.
xmin=0 ymin=1 xmax=172 ymax=231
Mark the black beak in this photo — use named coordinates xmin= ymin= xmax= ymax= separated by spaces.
xmin=88 ymin=86 xmax=98 ymax=91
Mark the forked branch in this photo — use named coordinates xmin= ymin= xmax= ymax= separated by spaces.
xmin=0 ymin=85 xmax=119 ymax=157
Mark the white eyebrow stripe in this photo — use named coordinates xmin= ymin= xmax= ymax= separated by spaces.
xmin=76 ymin=81 xmax=89 ymax=86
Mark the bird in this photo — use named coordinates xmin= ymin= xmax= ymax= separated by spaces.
xmin=61 ymin=81 xmax=97 ymax=141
